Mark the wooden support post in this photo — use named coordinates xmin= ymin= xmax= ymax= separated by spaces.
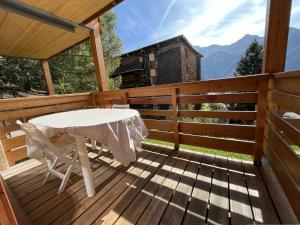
xmin=87 ymin=18 xmax=109 ymax=92
xmin=41 ymin=60 xmax=55 ymax=95
xmin=254 ymin=79 xmax=268 ymax=163
xmin=262 ymin=0 xmax=292 ymax=73
xmin=123 ymin=92 xmax=128 ymax=104
xmin=254 ymin=0 xmax=292 ymax=163
xmin=171 ymin=88 xmax=179 ymax=150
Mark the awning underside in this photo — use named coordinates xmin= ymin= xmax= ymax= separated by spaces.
xmin=0 ymin=0 xmax=117 ymax=59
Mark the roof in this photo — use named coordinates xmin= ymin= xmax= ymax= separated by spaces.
xmin=122 ymin=35 xmax=203 ymax=57
xmin=0 ymin=0 xmax=123 ymax=59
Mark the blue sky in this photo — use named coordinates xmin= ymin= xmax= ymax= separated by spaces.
xmin=113 ymin=0 xmax=300 ymax=53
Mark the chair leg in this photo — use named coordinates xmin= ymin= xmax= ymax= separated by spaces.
xmin=98 ymin=143 xmax=104 ymax=154
xmin=57 ymin=165 xmax=73 ymax=194
xmin=91 ymin=139 xmax=97 ymax=150
xmin=43 ymin=157 xmax=59 ymax=185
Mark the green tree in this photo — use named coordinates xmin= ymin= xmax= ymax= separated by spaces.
xmin=0 ymin=56 xmax=45 ymax=96
xmin=234 ymin=39 xmax=263 ymax=76
xmin=228 ymin=39 xmax=263 ymax=124
xmin=50 ymin=10 xmax=122 ymax=93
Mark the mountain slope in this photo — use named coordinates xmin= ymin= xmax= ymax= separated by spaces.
xmin=195 ymin=27 xmax=300 ymax=79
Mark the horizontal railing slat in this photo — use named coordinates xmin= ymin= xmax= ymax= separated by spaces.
xmin=264 ymin=142 xmax=300 ymax=217
xmin=273 ymin=75 xmax=300 ymax=95
xmin=138 ymin=109 xmax=172 ymax=117
xmin=180 ymin=134 xmax=254 ymax=155
xmin=179 ymin=122 xmax=255 ymax=140
xmin=265 ymin=124 xmax=300 ymax=186
xmin=267 ymin=110 xmax=300 ymax=147
xmin=179 ymin=110 xmax=257 ymax=120
xmin=1 ymin=135 xmax=26 ymax=153
xmin=143 ymin=119 xmax=173 ymax=132
xmin=6 ymin=146 xmax=27 ymax=166
xmin=272 ymin=91 xmax=300 ymax=115
xmin=0 ymin=101 xmax=89 ymax=121
xmin=129 ymin=96 xmax=171 ymax=105
xmin=178 ymin=93 xmax=258 ymax=104
xmin=0 ymin=93 xmax=91 ymax=111
xmin=147 ymin=130 xmax=174 ymax=142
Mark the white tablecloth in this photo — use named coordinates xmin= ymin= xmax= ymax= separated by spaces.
xmin=28 ymin=108 xmax=149 ymax=166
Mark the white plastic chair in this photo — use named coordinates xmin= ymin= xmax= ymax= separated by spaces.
xmin=17 ymin=121 xmax=81 ymax=194
xmin=91 ymin=104 xmax=130 ymax=152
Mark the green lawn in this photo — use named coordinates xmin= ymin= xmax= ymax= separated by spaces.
xmin=144 ymin=138 xmax=252 ymax=161
xmin=292 ymin=145 xmax=300 ymax=153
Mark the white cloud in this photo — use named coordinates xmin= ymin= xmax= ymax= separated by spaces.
xmin=291 ymin=1 xmax=300 ymax=28
xmin=154 ymin=0 xmax=178 ymax=38
xmin=153 ymin=0 xmax=267 ymax=47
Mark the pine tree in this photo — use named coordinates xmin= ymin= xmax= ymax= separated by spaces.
xmin=228 ymin=39 xmax=263 ymax=124
xmin=235 ymin=39 xmax=263 ymax=76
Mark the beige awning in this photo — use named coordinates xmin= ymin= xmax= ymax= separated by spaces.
xmin=0 ymin=0 xmax=122 ymax=59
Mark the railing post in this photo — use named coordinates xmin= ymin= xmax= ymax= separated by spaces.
xmin=123 ymin=92 xmax=129 ymax=105
xmin=253 ymin=78 xmax=269 ymax=164
xmin=41 ymin=59 xmax=55 ymax=95
xmin=171 ymin=88 xmax=179 ymax=150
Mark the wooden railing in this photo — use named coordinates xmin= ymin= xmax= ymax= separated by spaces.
xmin=93 ymin=74 xmax=269 ymax=159
xmin=0 ymin=93 xmax=93 ymax=166
xmin=264 ymin=70 xmax=300 ymax=219
xmin=0 ymin=71 xmax=299 ymax=219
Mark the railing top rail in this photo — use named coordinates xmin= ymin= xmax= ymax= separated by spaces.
xmin=272 ymin=70 xmax=300 ymax=79
xmin=94 ymin=73 xmax=270 ymax=96
xmin=0 ymin=92 xmax=92 ymax=103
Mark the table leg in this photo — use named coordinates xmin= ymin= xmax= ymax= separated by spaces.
xmin=75 ymin=135 xmax=95 ymax=197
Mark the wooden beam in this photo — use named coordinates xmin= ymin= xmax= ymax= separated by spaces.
xmin=41 ymin=60 xmax=55 ymax=95
xmin=262 ymin=0 xmax=292 ymax=73
xmin=88 ymin=18 xmax=108 ymax=92
xmin=253 ymin=79 xmax=268 ymax=162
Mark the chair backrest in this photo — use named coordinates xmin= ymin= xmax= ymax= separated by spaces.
xmin=17 ymin=121 xmax=78 ymax=168
xmin=112 ymin=104 xmax=130 ymax=109
xmin=16 ymin=121 xmax=49 ymax=149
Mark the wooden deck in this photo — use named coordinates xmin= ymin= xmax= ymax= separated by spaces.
xmin=0 ymin=145 xmax=280 ymax=225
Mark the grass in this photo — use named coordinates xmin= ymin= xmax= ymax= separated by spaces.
xmin=291 ymin=145 xmax=300 ymax=153
xmin=144 ymin=138 xmax=252 ymax=161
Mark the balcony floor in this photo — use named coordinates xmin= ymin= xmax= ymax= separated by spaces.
xmin=0 ymin=144 xmax=280 ymax=225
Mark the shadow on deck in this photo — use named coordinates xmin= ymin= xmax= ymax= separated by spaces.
xmin=0 ymin=144 xmax=280 ymax=225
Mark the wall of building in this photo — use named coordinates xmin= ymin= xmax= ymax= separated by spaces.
xmin=180 ymin=45 xmax=201 ymax=82
xmin=115 ymin=38 xmax=201 ymax=88
xmin=156 ymin=42 xmax=182 ymax=84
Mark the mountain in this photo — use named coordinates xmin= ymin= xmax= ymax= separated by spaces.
xmin=195 ymin=27 xmax=300 ymax=79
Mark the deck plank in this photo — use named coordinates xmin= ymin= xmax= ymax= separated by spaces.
xmin=70 ymin=150 xmax=161 ymax=225
xmin=207 ymin=156 xmax=229 ymax=225
xmin=101 ymin=152 xmax=178 ymax=225
xmin=3 ymin=145 xmax=282 ymax=225
xmin=242 ymin=162 xmax=280 ymax=224
xmin=29 ymin=160 xmax=120 ymax=223
xmin=159 ymin=153 xmax=201 ymax=225
xmin=43 ymin=150 xmax=153 ymax=225
xmin=228 ymin=159 xmax=253 ymax=225
xmin=182 ymin=154 xmax=215 ymax=225
xmin=136 ymin=152 xmax=190 ymax=225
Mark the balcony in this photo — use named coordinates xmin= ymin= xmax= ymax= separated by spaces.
xmin=1 ymin=72 xmax=300 ymax=224
xmin=0 ymin=0 xmax=299 ymax=224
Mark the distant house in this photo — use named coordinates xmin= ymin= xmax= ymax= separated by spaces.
xmin=112 ymin=35 xmax=203 ymax=88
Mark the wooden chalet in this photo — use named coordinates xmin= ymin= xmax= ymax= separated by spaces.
xmin=0 ymin=0 xmax=299 ymax=224
xmin=112 ymin=35 xmax=202 ymax=88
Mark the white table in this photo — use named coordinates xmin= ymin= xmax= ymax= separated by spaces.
xmin=28 ymin=108 xmax=148 ymax=197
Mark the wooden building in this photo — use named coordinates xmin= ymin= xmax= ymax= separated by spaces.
xmin=112 ymin=35 xmax=202 ymax=88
